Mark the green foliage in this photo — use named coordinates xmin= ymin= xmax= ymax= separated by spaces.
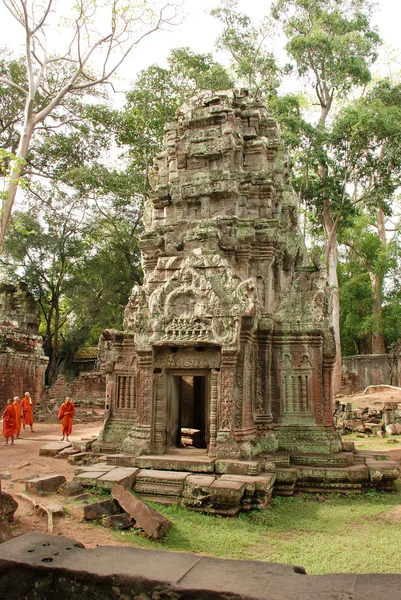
xmin=272 ymin=0 xmax=381 ymax=104
xmin=338 ymin=213 xmax=401 ymax=354
xmin=212 ymin=1 xmax=282 ymax=97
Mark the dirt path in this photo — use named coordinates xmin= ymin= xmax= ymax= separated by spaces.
xmin=0 ymin=422 xmax=134 ymax=548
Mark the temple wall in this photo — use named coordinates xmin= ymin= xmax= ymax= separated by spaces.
xmin=342 ymin=354 xmax=399 ymax=392
xmin=43 ymin=372 xmax=106 ymax=405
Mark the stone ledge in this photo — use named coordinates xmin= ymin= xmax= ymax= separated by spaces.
xmin=0 ymin=533 xmax=400 ymax=600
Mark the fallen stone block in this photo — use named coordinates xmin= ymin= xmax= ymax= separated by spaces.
xmin=341 ymin=441 xmax=356 ymax=452
xmin=74 ymin=464 xmax=116 ymax=476
xmin=112 ymin=484 xmax=172 ymax=539
xmin=386 ymin=423 xmax=401 ymax=435
xmin=58 ymin=481 xmax=85 ymax=497
xmin=97 ymin=468 xmax=139 ymax=491
xmin=102 ymin=513 xmax=133 ymax=530
xmin=71 ymin=493 xmax=91 ymax=502
xmin=74 ymin=471 xmax=111 ymax=487
xmin=68 ymin=499 xmax=121 ymax=522
xmin=68 ymin=452 xmax=92 ymax=465
xmin=0 ymin=522 xmax=13 ymax=543
xmin=72 ymin=438 xmax=96 ymax=452
xmin=0 ymin=472 xmax=11 ymax=480
xmin=55 ymin=447 xmax=81 ymax=460
xmin=0 ymin=493 xmax=18 ymax=522
xmin=25 ymin=475 xmax=66 ymax=494
xmin=39 ymin=442 xmax=72 ymax=457
xmin=13 ymin=474 xmax=39 ymax=483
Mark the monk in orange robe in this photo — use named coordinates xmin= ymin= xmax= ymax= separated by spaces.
xmin=21 ymin=391 xmax=35 ymax=432
xmin=2 ymin=399 xmax=16 ymax=445
xmin=13 ymin=396 xmax=22 ymax=438
xmin=58 ymin=397 xmax=75 ymax=441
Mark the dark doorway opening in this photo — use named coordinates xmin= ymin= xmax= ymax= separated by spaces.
xmin=168 ymin=374 xmax=209 ymax=450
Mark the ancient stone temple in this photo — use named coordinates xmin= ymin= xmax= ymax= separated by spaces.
xmin=0 ymin=282 xmax=48 ymax=406
xmin=95 ymin=90 xmax=398 ymax=512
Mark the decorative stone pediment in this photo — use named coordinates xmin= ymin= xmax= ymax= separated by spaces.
xmin=124 ymin=254 xmax=255 ymax=349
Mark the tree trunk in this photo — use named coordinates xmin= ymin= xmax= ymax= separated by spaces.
xmin=0 ymin=118 xmax=34 ymax=247
xmin=370 ymin=205 xmax=387 ymax=354
xmin=323 ymin=203 xmax=342 ymax=395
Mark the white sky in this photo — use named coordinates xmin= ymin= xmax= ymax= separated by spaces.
xmin=1 ymin=0 xmax=401 ymax=99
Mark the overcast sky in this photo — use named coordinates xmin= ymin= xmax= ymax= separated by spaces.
xmin=1 ymin=0 xmax=400 ymax=96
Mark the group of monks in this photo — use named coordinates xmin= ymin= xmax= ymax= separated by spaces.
xmin=1 ymin=392 xmax=35 ymax=446
xmin=1 ymin=393 xmax=75 ymax=445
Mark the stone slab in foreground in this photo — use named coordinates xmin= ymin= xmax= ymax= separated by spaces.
xmin=39 ymin=442 xmax=72 ymax=457
xmin=112 ymin=483 xmax=171 ymax=539
xmin=25 ymin=475 xmax=66 ymax=494
xmin=0 ymin=533 xmax=400 ymax=600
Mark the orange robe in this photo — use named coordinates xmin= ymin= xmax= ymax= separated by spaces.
xmin=2 ymin=404 xmax=16 ymax=438
xmin=13 ymin=401 xmax=21 ymax=436
xmin=21 ymin=397 xmax=34 ymax=426
xmin=58 ymin=402 xmax=75 ymax=436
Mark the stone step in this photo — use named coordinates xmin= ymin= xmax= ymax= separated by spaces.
xmin=294 ymin=482 xmax=363 ymax=493
xmin=134 ymin=469 xmax=191 ymax=497
xmin=135 ymin=455 xmax=215 ymax=473
xmin=74 ymin=467 xmax=138 ymax=490
xmin=105 ymin=454 xmax=137 ymax=467
xmin=365 ymin=459 xmax=400 ymax=482
xmin=215 ymin=459 xmax=264 ymax=476
xmin=289 ymin=452 xmax=354 ymax=467
xmin=39 ymin=441 xmax=72 ymax=457
xmin=260 ymin=453 xmax=291 ymax=467
xmin=136 ymin=494 xmax=180 ymax=505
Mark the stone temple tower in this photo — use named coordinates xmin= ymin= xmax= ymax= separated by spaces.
xmin=97 ymin=88 xmax=342 ymax=460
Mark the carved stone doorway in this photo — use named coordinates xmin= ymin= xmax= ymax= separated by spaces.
xmin=165 ymin=371 xmax=210 ymax=452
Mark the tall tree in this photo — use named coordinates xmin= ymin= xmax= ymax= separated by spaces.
xmin=1 ymin=192 xmax=91 ymax=383
xmin=333 ymin=79 xmax=401 ymax=352
xmin=0 ymin=0 xmax=183 ymax=247
xmin=212 ymin=0 xmax=281 ymax=98
xmin=270 ymin=0 xmax=381 ymax=390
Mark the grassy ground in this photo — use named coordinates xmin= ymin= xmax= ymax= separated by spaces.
xmin=106 ymin=489 xmax=401 ymax=574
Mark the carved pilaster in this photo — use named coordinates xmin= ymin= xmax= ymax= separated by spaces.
xmin=137 ymin=352 xmax=153 ymax=426
xmin=153 ymin=371 xmax=165 ymax=453
xmin=208 ymin=369 xmax=219 ymax=456
xmin=219 ymin=352 xmax=237 ymax=433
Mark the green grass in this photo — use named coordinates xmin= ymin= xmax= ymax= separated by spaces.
xmin=345 ymin=432 xmax=401 ymax=452
xmin=106 ymin=490 xmax=401 ymax=574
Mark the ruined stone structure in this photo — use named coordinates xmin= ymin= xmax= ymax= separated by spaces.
xmin=0 ymin=282 xmax=48 ymax=406
xmin=95 ymin=90 xmax=398 ymax=510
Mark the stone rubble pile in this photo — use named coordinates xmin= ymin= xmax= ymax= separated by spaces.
xmin=333 ymin=401 xmax=401 ymax=436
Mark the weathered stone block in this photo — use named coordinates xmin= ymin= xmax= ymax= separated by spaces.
xmin=102 ymin=513 xmax=132 ymax=530
xmin=73 ymin=471 xmax=110 ymax=487
xmin=112 ymin=484 xmax=172 ymax=539
xmin=215 ymin=459 xmax=263 ymax=476
xmin=0 ymin=492 xmax=18 ymax=522
xmin=97 ymin=468 xmax=139 ymax=491
xmin=72 ymin=438 xmax=96 ymax=452
xmin=0 ymin=522 xmax=13 ymax=543
xmin=25 ymin=475 xmax=66 ymax=494
xmin=135 ymin=455 xmax=215 ymax=473
xmin=39 ymin=442 xmax=71 ymax=457
xmin=58 ymin=481 xmax=85 ymax=497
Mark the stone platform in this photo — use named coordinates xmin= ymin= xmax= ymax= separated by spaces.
xmin=72 ymin=444 xmax=400 ymax=516
xmin=0 ymin=533 xmax=400 ymax=600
